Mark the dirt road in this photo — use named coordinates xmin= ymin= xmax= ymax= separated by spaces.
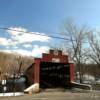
xmin=0 ymin=91 xmax=100 ymax=100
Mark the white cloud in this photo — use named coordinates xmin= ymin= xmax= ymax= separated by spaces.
xmin=14 ymin=33 xmax=50 ymax=43
xmin=32 ymin=45 xmax=49 ymax=57
xmin=1 ymin=45 xmax=49 ymax=57
xmin=0 ymin=27 xmax=50 ymax=57
xmin=13 ymin=49 xmax=33 ymax=56
xmin=12 ymin=46 xmax=19 ymax=49
xmin=7 ymin=27 xmax=50 ymax=43
xmin=23 ymin=44 xmax=32 ymax=48
xmin=7 ymin=27 xmax=27 ymax=36
xmin=0 ymin=37 xmax=17 ymax=47
xmin=0 ymin=37 xmax=9 ymax=46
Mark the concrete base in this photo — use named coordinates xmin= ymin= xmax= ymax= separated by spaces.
xmin=24 ymin=83 xmax=39 ymax=94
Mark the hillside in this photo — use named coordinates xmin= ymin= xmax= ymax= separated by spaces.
xmin=0 ymin=51 xmax=33 ymax=79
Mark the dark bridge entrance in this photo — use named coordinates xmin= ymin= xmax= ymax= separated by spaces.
xmin=40 ymin=62 xmax=70 ymax=89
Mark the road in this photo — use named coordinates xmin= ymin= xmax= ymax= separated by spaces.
xmin=0 ymin=91 xmax=100 ymax=100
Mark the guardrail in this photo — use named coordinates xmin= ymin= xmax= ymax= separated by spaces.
xmin=71 ymin=81 xmax=92 ymax=90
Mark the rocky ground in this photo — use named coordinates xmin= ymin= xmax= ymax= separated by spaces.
xmin=0 ymin=90 xmax=100 ymax=100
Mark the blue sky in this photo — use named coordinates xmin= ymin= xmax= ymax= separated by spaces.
xmin=0 ymin=0 xmax=100 ymax=57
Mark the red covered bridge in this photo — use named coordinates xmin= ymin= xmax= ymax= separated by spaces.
xmin=26 ymin=49 xmax=74 ymax=89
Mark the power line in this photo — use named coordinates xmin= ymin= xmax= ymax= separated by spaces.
xmin=0 ymin=27 xmax=70 ymax=41
xmin=0 ymin=27 xmax=88 ymax=43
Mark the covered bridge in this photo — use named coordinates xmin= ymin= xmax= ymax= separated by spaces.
xmin=25 ymin=49 xmax=74 ymax=90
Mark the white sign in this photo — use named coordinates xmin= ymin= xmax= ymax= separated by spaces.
xmin=52 ymin=58 xmax=60 ymax=62
xmin=3 ymin=86 xmax=7 ymax=91
xmin=2 ymin=80 xmax=6 ymax=85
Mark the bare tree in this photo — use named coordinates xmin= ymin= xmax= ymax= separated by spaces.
xmin=88 ymin=31 xmax=100 ymax=79
xmin=60 ymin=20 xmax=90 ymax=83
xmin=0 ymin=52 xmax=33 ymax=79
